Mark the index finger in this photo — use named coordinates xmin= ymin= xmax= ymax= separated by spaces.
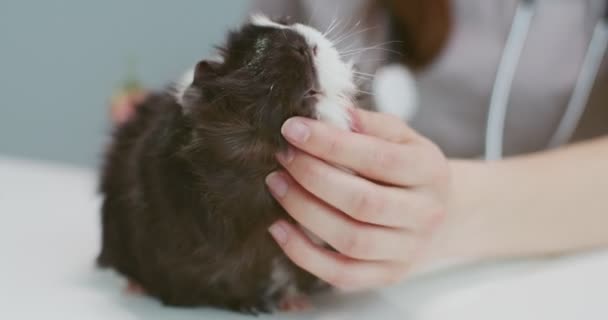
xmin=280 ymin=117 xmax=433 ymax=186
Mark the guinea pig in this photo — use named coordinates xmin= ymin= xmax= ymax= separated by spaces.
xmin=97 ymin=14 xmax=357 ymax=314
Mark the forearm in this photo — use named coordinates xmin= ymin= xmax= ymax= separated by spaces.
xmin=418 ymin=136 xmax=608 ymax=272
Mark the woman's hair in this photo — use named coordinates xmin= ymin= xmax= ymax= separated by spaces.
xmin=379 ymin=0 xmax=452 ymax=70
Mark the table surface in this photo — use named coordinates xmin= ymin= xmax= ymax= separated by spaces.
xmin=1 ymin=156 xmax=607 ymax=320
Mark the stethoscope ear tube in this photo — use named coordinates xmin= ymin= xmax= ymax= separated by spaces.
xmin=547 ymin=15 xmax=608 ymax=148
xmin=484 ymin=0 xmax=608 ymax=160
xmin=484 ymin=0 xmax=536 ymax=160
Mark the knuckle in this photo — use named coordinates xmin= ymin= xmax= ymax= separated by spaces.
xmin=279 ymin=233 xmax=297 ymax=253
xmin=340 ymin=232 xmax=372 ymax=258
xmin=325 ymin=134 xmax=343 ymax=157
xmin=352 ymin=189 xmax=384 ymax=220
xmin=372 ymin=148 xmax=402 ymax=171
xmin=299 ymin=157 xmax=324 ymax=181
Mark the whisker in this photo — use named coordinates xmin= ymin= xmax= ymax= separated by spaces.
xmin=333 ymin=26 xmax=379 ymax=47
xmin=323 ymin=18 xmax=337 ymax=36
xmin=353 ymin=79 xmax=370 ymax=85
xmin=348 ymin=58 xmax=387 ymax=64
xmin=340 ymin=40 xmax=404 ymax=52
xmin=336 ymin=18 xmax=361 ymax=39
xmin=340 ymin=42 xmax=360 ymax=52
xmin=340 ymin=43 xmax=400 ymax=53
xmin=329 ymin=18 xmax=366 ymax=44
xmin=355 ymin=89 xmax=375 ymax=96
xmin=324 ymin=2 xmax=342 ymax=37
xmin=324 ymin=19 xmax=342 ymax=38
xmin=341 ymin=47 xmax=403 ymax=57
xmin=353 ymin=72 xmax=374 ymax=78
xmin=353 ymin=71 xmax=375 ymax=76
xmin=353 ymin=75 xmax=373 ymax=80
xmin=308 ymin=1 xmax=320 ymax=25
xmin=372 ymin=40 xmax=405 ymax=46
xmin=329 ymin=14 xmax=355 ymax=43
xmin=353 ymin=77 xmax=374 ymax=83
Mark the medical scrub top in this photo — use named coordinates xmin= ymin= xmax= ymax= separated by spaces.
xmin=251 ymin=0 xmax=608 ymax=158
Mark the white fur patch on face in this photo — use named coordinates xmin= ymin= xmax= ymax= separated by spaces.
xmin=290 ymin=23 xmax=356 ymax=131
xmin=175 ymin=15 xmax=356 ymax=131
xmin=250 ymin=14 xmax=356 ymax=131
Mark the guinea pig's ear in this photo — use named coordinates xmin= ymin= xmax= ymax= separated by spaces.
xmin=193 ymin=60 xmax=221 ymax=85
xmin=181 ymin=60 xmax=222 ymax=115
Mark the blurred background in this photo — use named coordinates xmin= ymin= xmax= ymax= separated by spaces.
xmin=2 ymin=2 xmax=608 ymax=319
xmin=0 ymin=0 xmax=248 ymax=167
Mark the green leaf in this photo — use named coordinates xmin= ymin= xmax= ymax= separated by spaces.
xmin=122 ymin=55 xmax=142 ymax=92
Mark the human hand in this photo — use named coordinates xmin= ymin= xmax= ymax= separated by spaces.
xmin=266 ymin=108 xmax=450 ymax=291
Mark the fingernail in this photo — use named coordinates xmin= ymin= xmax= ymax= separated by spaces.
xmin=269 ymin=222 xmax=288 ymax=245
xmin=277 ymin=147 xmax=295 ymax=164
xmin=282 ymin=119 xmax=310 ymax=143
xmin=266 ymin=172 xmax=288 ymax=198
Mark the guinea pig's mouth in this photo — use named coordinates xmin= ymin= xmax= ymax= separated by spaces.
xmin=304 ymin=88 xmax=324 ymax=98
xmin=295 ymin=88 xmax=324 ymax=120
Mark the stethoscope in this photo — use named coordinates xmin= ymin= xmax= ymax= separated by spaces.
xmin=484 ymin=0 xmax=608 ymax=160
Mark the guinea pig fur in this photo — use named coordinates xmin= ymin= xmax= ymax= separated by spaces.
xmin=97 ymin=14 xmax=357 ymax=314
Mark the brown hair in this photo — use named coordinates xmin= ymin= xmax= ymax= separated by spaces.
xmin=380 ymin=0 xmax=453 ymax=70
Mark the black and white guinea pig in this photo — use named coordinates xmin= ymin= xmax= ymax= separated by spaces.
xmin=97 ymin=14 xmax=359 ymax=314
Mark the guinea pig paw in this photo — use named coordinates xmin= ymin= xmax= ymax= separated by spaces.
xmin=278 ymin=294 xmax=312 ymax=312
xmin=235 ymin=298 xmax=277 ymax=315
xmin=238 ymin=304 xmax=270 ymax=316
xmin=124 ymin=279 xmax=147 ymax=295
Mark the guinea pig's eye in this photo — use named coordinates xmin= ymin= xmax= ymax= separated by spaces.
xmin=292 ymin=45 xmax=309 ymax=58
xmin=277 ymin=17 xmax=292 ymax=26
xmin=312 ymin=45 xmax=318 ymax=57
xmin=296 ymin=46 xmax=307 ymax=57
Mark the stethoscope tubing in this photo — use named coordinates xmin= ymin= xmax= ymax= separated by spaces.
xmin=484 ymin=0 xmax=608 ymax=160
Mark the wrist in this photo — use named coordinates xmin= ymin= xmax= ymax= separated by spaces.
xmin=410 ymin=159 xmax=498 ymax=275
xmin=410 ymin=138 xmax=608 ymax=277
